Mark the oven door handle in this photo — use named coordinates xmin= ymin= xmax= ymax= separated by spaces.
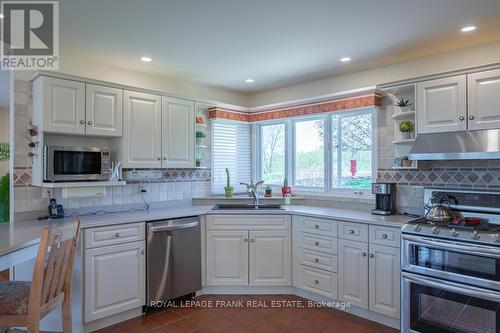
xmin=402 ymin=234 xmax=500 ymax=257
xmin=402 ymin=272 xmax=500 ymax=303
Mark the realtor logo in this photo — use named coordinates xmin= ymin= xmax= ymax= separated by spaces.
xmin=1 ymin=1 xmax=59 ymax=70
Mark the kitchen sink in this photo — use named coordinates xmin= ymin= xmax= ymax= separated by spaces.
xmin=212 ymin=204 xmax=284 ymax=210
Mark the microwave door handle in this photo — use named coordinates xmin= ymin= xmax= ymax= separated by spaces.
xmin=402 ymin=235 xmax=500 ymax=258
xmin=403 ymin=272 xmax=500 ymax=303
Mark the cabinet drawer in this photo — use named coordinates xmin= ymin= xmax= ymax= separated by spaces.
xmin=299 ymin=248 xmax=338 ymax=273
xmin=338 ymin=221 xmax=368 ymax=242
xmin=300 ymin=266 xmax=338 ymax=299
xmin=299 ymin=233 xmax=338 ymax=255
xmin=296 ymin=215 xmax=338 ymax=237
xmin=206 ymin=215 xmax=290 ymax=230
xmin=369 ymin=225 xmax=400 ymax=248
xmin=84 ymin=222 xmax=145 ymax=249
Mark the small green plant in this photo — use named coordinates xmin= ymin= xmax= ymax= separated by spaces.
xmin=195 ymin=131 xmax=206 ymax=138
xmin=399 ymin=120 xmax=414 ymax=132
xmin=224 ymin=168 xmax=233 ymax=197
xmin=395 ymin=98 xmax=413 ymax=108
xmin=226 ymin=168 xmax=231 ymax=188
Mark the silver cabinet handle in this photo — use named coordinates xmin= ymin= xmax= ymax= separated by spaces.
xmin=314 ymin=280 xmax=319 ymax=285
xmin=349 ymin=229 xmax=355 ymax=234
xmin=469 ymin=115 xmax=475 ymax=120
xmin=314 ymin=225 xmax=319 ymax=229
xmin=314 ymin=258 xmax=319 ymax=263
xmin=250 ymin=239 xmax=254 ymax=243
xmin=459 ymin=116 xmax=465 ymax=121
xmin=314 ymin=241 xmax=319 ymax=246
xmin=79 ymin=120 xmax=85 ymax=125
xmin=243 ymin=238 xmax=248 ymax=243
xmin=115 ymin=232 xmax=120 ymax=238
xmin=361 ymin=252 xmax=367 ymax=257
xmin=369 ymin=253 xmax=374 ymax=258
xmin=88 ymin=120 xmax=93 ymax=125
xmin=382 ymin=234 xmax=388 ymax=239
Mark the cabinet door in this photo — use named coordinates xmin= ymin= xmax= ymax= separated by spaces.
xmin=338 ymin=239 xmax=369 ymax=309
xmin=369 ymin=244 xmax=400 ymax=318
xmin=417 ymin=75 xmax=467 ymax=134
xmin=85 ymin=84 xmax=123 ymax=137
xmin=84 ymin=241 xmax=145 ymax=322
xmin=206 ymin=230 xmax=248 ymax=286
xmin=249 ymin=231 xmax=291 ymax=286
xmin=122 ymin=91 xmax=162 ymax=168
xmin=468 ymin=69 xmax=500 ymax=131
xmin=161 ymin=97 xmax=195 ymax=168
xmin=40 ymin=77 xmax=86 ymax=134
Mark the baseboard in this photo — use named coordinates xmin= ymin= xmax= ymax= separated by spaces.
xmin=85 ymin=307 xmax=143 ymax=333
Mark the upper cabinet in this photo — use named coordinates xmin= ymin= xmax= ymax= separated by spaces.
xmin=122 ymin=91 xmax=162 ymax=169
xmin=467 ymin=69 xmax=500 ymax=131
xmin=86 ymin=84 xmax=123 ymax=137
xmin=161 ymin=97 xmax=195 ymax=168
xmin=34 ymin=76 xmax=86 ymax=135
xmin=32 ymin=76 xmax=123 ymax=136
xmin=416 ymin=75 xmax=467 ymax=134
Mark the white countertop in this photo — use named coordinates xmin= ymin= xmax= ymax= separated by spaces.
xmin=0 ymin=202 xmax=413 ymax=259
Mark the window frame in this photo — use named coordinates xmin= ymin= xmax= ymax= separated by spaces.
xmin=255 ymin=108 xmax=377 ymax=195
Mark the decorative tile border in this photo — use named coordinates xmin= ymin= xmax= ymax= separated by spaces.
xmin=377 ymin=168 xmax=500 ymax=189
xmin=209 ymin=92 xmax=382 ymax=122
xmin=123 ymin=168 xmax=212 ymax=183
xmin=13 ymin=167 xmax=32 ymax=188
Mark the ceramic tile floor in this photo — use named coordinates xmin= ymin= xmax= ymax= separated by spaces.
xmin=96 ymin=294 xmax=399 ymax=333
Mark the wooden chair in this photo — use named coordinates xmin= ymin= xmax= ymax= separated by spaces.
xmin=0 ymin=219 xmax=80 ymax=333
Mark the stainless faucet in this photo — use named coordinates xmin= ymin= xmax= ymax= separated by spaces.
xmin=240 ymin=180 xmax=264 ymax=206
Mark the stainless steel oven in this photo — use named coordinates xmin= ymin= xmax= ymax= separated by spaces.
xmin=44 ymin=146 xmax=110 ymax=182
xmin=402 ymin=234 xmax=500 ymax=333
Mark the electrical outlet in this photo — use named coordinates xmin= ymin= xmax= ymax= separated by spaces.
xmin=411 ymin=186 xmax=424 ymax=197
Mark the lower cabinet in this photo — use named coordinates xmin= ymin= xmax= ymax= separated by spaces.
xmin=338 ymin=237 xmax=400 ymax=318
xmin=205 ymin=215 xmax=291 ymax=287
xmin=84 ymin=240 xmax=145 ymax=322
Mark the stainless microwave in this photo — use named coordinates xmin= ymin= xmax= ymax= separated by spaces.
xmin=43 ymin=146 xmax=110 ymax=182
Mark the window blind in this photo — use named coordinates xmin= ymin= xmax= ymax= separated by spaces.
xmin=212 ymin=120 xmax=252 ymax=194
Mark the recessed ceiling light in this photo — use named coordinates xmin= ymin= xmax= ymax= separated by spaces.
xmin=141 ymin=56 xmax=152 ymax=62
xmin=245 ymin=78 xmax=254 ymax=83
xmin=340 ymin=57 xmax=351 ymax=62
xmin=0 ymin=14 xmax=4 ymax=19
xmin=461 ymin=26 xmax=477 ymax=32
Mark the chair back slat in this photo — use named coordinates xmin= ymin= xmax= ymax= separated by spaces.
xmin=31 ymin=220 xmax=80 ymax=309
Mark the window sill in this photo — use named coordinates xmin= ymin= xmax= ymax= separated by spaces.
xmin=292 ymin=190 xmax=375 ymax=204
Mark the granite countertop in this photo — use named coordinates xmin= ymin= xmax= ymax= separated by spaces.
xmin=0 ymin=202 xmax=414 ymax=259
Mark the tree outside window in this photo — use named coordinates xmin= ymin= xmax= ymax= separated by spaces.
xmin=261 ymin=123 xmax=285 ymax=184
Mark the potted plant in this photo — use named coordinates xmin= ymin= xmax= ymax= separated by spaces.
xmin=195 ymin=158 xmax=202 ymax=167
xmin=196 ymin=131 xmax=206 ymax=145
xmin=264 ymin=185 xmax=272 ymax=198
xmin=0 ymin=142 xmax=9 ymax=223
xmin=281 ymin=178 xmax=291 ymax=197
xmin=224 ymin=168 xmax=233 ymax=198
xmin=395 ymin=97 xmax=413 ymax=112
xmin=401 ymin=156 xmax=413 ymax=168
xmin=399 ymin=120 xmax=414 ymax=140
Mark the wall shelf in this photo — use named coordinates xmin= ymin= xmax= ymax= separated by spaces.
xmin=40 ymin=181 xmax=126 ymax=188
xmin=391 ymin=111 xmax=415 ymax=120
xmin=392 ymin=139 xmax=416 ymax=145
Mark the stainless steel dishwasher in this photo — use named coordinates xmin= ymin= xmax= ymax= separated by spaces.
xmin=146 ymin=216 xmax=201 ymax=305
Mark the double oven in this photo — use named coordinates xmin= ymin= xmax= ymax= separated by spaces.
xmin=401 ymin=234 xmax=500 ymax=333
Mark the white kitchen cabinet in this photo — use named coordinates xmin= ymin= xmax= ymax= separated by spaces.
xmin=249 ymin=230 xmax=291 ymax=286
xmin=206 ymin=230 xmax=249 ymax=286
xmin=122 ymin=91 xmax=162 ymax=168
xmin=338 ymin=239 xmax=369 ymax=309
xmin=34 ymin=76 xmax=86 ymax=135
xmin=161 ymin=97 xmax=195 ymax=168
xmin=368 ymin=244 xmax=400 ymax=319
xmin=84 ymin=240 xmax=145 ymax=323
xmin=417 ymin=75 xmax=467 ymax=134
xmin=468 ymin=69 xmax=500 ymax=131
xmin=86 ymin=84 xmax=123 ymax=137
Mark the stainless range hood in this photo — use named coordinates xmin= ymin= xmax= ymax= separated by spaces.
xmin=409 ymin=129 xmax=500 ymax=160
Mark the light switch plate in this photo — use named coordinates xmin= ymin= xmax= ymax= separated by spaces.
xmin=411 ymin=186 xmax=424 ymax=197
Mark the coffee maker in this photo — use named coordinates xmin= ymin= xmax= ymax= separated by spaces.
xmin=371 ymin=183 xmax=396 ymax=215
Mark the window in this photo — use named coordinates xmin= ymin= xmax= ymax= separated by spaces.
xmin=331 ymin=111 xmax=373 ymax=190
xmin=256 ymin=109 xmax=375 ymax=194
xmin=294 ymin=118 xmax=324 ymax=187
xmin=212 ymin=120 xmax=252 ymax=194
xmin=260 ymin=123 xmax=285 ymax=185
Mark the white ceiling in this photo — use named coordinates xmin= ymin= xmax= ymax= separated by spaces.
xmin=60 ymin=0 xmax=500 ymax=93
